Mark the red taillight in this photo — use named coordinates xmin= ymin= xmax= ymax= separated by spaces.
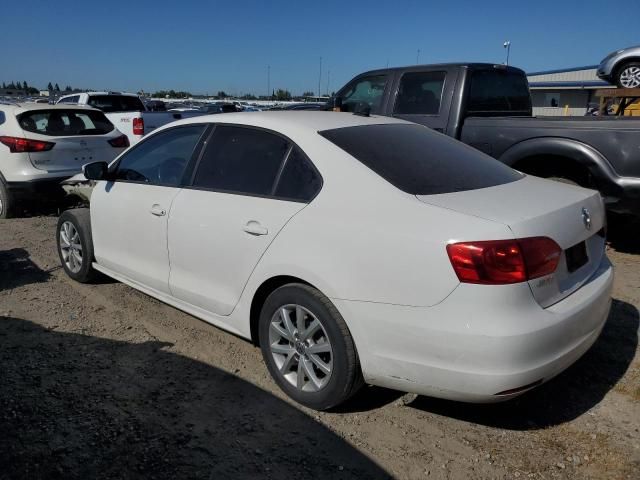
xmin=132 ymin=117 xmax=144 ymax=136
xmin=446 ymin=237 xmax=561 ymax=285
xmin=108 ymin=134 xmax=130 ymax=148
xmin=0 ymin=136 xmax=55 ymax=153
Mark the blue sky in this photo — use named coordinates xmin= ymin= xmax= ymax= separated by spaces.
xmin=1 ymin=0 xmax=638 ymax=95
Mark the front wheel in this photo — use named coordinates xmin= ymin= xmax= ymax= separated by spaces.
xmin=258 ymin=283 xmax=363 ymax=410
xmin=56 ymin=209 xmax=96 ymax=283
xmin=615 ymin=62 xmax=640 ymax=89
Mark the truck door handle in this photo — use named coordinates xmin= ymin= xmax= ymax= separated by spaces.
xmin=243 ymin=221 xmax=268 ymax=236
xmin=150 ymin=204 xmax=166 ymax=216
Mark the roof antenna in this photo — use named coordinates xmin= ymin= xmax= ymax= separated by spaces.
xmin=353 ymin=101 xmax=371 ymax=117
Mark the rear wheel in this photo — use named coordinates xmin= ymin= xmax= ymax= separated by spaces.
xmin=56 ymin=209 xmax=96 ymax=283
xmin=258 ymin=283 xmax=363 ymax=410
xmin=0 ymin=180 xmax=14 ymax=219
xmin=615 ymin=62 xmax=640 ymax=89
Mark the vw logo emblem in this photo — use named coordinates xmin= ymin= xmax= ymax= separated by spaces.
xmin=581 ymin=207 xmax=592 ymax=230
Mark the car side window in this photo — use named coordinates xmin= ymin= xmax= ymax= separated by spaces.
xmin=337 ymin=75 xmax=387 ymax=113
xmin=274 ymin=147 xmax=322 ymax=201
xmin=192 ymin=126 xmax=289 ymax=196
xmin=394 ymin=71 xmax=446 ymax=115
xmin=113 ymin=125 xmax=206 ymax=186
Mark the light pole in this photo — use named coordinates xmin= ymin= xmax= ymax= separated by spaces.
xmin=326 ymin=69 xmax=330 ymax=96
xmin=503 ymin=41 xmax=511 ymax=65
xmin=318 ymin=56 xmax=322 ymax=99
xmin=267 ymin=65 xmax=270 ymax=99
xmin=416 ymin=49 xmax=420 ymax=64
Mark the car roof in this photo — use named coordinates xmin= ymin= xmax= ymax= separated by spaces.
xmin=175 ymin=111 xmax=409 ymax=134
xmin=1 ymin=102 xmax=102 ymax=113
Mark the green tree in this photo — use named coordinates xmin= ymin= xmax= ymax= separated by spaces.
xmin=54 ymin=83 xmax=60 ymax=91
xmin=65 ymin=85 xmax=72 ymax=92
xmin=47 ymin=82 xmax=53 ymax=91
xmin=275 ymin=89 xmax=292 ymax=101
xmin=216 ymin=91 xmax=228 ymax=99
xmin=2 ymin=82 xmax=6 ymax=89
xmin=302 ymin=91 xmax=315 ymax=97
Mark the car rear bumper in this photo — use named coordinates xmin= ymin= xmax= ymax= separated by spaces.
xmin=6 ymin=177 xmax=68 ymax=203
xmin=334 ymin=255 xmax=613 ymax=402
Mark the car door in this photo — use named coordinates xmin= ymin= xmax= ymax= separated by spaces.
xmin=390 ymin=68 xmax=456 ymax=132
xmin=168 ymin=125 xmax=322 ymax=316
xmin=91 ymin=124 xmax=208 ymax=293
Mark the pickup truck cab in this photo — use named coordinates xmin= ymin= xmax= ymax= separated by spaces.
xmin=332 ymin=63 xmax=640 ymax=215
xmin=57 ymin=92 xmax=205 ymax=145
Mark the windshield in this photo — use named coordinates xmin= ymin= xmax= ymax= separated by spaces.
xmin=17 ymin=109 xmax=115 ymax=136
xmin=87 ymin=95 xmax=145 ymax=113
xmin=320 ymin=123 xmax=523 ymax=195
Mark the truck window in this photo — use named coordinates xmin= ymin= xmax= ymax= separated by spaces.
xmin=337 ymin=75 xmax=387 ymax=113
xmin=320 ymin=123 xmax=522 ymax=195
xmin=466 ymin=69 xmax=531 ymax=116
xmin=394 ymin=71 xmax=446 ymax=115
xmin=87 ymin=95 xmax=145 ymax=113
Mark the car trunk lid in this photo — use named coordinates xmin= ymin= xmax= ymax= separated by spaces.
xmin=417 ymin=175 xmax=606 ymax=308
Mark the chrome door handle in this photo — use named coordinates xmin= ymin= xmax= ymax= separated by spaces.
xmin=243 ymin=220 xmax=268 ymax=236
xmin=150 ymin=204 xmax=166 ymax=216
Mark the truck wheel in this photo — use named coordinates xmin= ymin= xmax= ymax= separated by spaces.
xmin=615 ymin=62 xmax=640 ymax=89
xmin=0 ymin=180 xmax=14 ymax=219
xmin=258 ymin=283 xmax=363 ymax=410
xmin=56 ymin=209 xmax=96 ymax=283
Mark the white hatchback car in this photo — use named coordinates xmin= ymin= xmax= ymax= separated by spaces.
xmin=0 ymin=102 xmax=129 ymax=218
xmin=56 ymin=112 xmax=613 ymax=410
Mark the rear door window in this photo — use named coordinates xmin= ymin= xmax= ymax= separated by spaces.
xmin=192 ymin=126 xmax=289 ymax=196
xmin=394 ymin=71 xmax=446 ymax=115
xmin=337 ymin=75 xmax=388 ymax=113
xmin=320 ymin=123 xmax=522 ymax=195
xmin=17 ymin=109 xmax=115 ymax=136
xmin=113 ymin=125 xmax=207 ymax=186
xmin=87 ymin=95 xmax=145 ymax=112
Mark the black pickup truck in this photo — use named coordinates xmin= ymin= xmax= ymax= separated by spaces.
xmin=330 ymin=63 xmax=640 ymax=215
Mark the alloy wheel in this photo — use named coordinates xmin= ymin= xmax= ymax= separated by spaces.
xmin=268 ymin=304 xmax=333 ymax=392
xmin=59 ymin=221 xmax=83 ymax=273
xmin=619 ymin=66 xmax=640 ymax=88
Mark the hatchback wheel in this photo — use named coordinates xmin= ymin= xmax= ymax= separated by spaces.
xmin=616 ymin=62 xmax=640 ymax=88
xmin=0 ymin=180 xmax=14 ymax=219
xmin=56 ymin=209 xmax=96 ymax=283
xmin=259 ymin=283 xmax=363 ymax=410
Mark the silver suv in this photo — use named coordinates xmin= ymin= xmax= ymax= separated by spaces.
xmin=597 ymin=45 xmax=640 ymax=88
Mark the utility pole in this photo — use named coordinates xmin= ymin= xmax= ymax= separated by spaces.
xmin=503 ymin=41 xmax=511 ymax=65
xmin=416 ymin=49 xmax=420 ymax=64
xmin=318 ymin=56 xmax=322 ymax=98
xmin=267 ymin=65 xmax=270 ymax=99
xmin=326 ymin=69 xmax=330 ymax=96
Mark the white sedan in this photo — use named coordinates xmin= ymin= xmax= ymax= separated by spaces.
xmin=56 ymin=112 xmax=613 ymax=410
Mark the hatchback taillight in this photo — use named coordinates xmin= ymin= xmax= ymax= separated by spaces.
xmin=108 ymin=134 xmax=130 ymax=148
xmin=0 ymin=136 xmax=55 ymax=153
xmin=446 ymin=237 xmax=561 ymax=285
xmin=132 ymin=117 xmax=144 ymax=136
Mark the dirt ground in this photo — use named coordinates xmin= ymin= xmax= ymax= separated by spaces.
xmin=1 ymin=213 xmax=639 ymax=480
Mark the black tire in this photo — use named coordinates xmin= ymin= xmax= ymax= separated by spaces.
xmin=614 ymin=62 xmax=640 ymax=89
xmin=56 ymin=208 xmax=96 ymax=283
xmin=0 ymin=179 xmax=14 ymax=219
xmin=258 ymin=283 xmax=363 ymax=410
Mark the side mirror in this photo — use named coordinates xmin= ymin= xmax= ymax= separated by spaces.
xmin=83 ymin=161 xmax=109 ymax=181
xmin=329 ymin=96 xmax=343 ymax=112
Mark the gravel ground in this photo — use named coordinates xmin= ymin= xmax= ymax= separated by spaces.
xmin=1 ymin=213 xmax=639 ymax=479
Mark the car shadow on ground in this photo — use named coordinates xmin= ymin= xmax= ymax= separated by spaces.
xmin=607 ymin=214 xmax=640 ymax=254
xmin=0 ymin=248 xmax=53 ymax=290
xmin=407 ymin=299 xmax=639 ymax=430
xmin=0 ymin=317 xmax=390 ymax=480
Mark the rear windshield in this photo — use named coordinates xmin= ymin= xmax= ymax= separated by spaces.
xmin=87 ymin=95 xmax=145 ymax=113
xmin=466 ymin=68 xmax=531 ymax=116
xmin=17 ymin=109 xmax=115 ymax=136
xmin=319 ymin=124 xmax=522 ymax=195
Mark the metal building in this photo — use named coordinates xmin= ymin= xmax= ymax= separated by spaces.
xmin=527 ymin=66 xmax=614 ymax=116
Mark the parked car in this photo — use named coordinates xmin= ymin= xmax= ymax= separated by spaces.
xmin=330 ymin=63 xmax=640 ymax=216
xmin=56 ymin=92 xmax=206 ymax=145
xmin=0 ymin=103 xmax=128 ymax=218
xmin=597 ymin=45 xmax=640 ymax=88
xmin=56 ymin=112 xmax=612 ymax=410
xmin=199 ymin=103 xmax=238 ymax=114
